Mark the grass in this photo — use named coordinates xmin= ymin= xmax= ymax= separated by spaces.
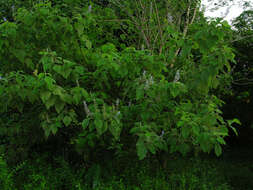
xmin=0 ymin=152 xmax=237 ymax=190
xmin=1 ymin=142 xmax=253 ymax=190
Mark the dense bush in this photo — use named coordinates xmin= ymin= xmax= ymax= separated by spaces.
xmin=0 ymin=0 xmax=240 ymax=166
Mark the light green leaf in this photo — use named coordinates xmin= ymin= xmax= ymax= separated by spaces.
xmin=228 ymin=118 xmax=241 ymax=126
xmin=177 ymin=121 xmax=184 ymax=127
xmin=85 ymin=40 xmax=92 ymax=49
xmin=229 ymin=126 xmax=238 ymax=136
xmin=217 ymin=137 xmax=226 ymax=145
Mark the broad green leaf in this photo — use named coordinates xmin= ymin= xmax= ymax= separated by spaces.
xmin=229 ymin=126 xmax=238 ymax=136
xmin=181 ymin=126 xmax=190 ymax=139
xmin=178 ymin=144 xmax=191 ymax=156
xmin=71 ymin=87 xmax=89 ymax=104
xmin=85 ymin=40 xmax=92 ymax=49
xmin=75 ymin=22 xmax=84 ymax=36
xmin=45 ymin=128 xmax=50 ymax=138
xmin=140 ymin=112 xmax=150 ymax=121
xmin=13 ymin=49 xmax=26 ymax=63
xmin=53 ymin=65 xmax=71 ymax=79
xmin=81 ymin=89 xmax=89 ymax=98
xmin=51 ymin=124 xmax=58 ymax=135
xmin=40 ymin=90 xmax=51 ymax=104
xmin=53 ymin=65 xmax=62 ymax=75
xmin=228 ymin=118 xmax=241 ymax=126
xmin=63 ymin=116 xmax=72 ymax=126
xmin=177 ymin=121 xmax=184 ymax=127
xmin=73 ymin=93 xmax=82 ymax=105
xmin=17 ymin=103 xmax=24 ymax=113
xmin=214 ymin=143 xmax=222 ymax=156
xmin=136 ymin=88 xmax=144 ymax=100
xmin=55 ymin=100 xmax=65 ymax=113
xmin=44 ymin=76 xmax=55 ymax=90
xmin=62 ymin=69 xmax=72 ymax=79
xmin=45 ymin=96 xmax=56 ymax=109
xmin=168 ymin=82 xmax=187 ymax=98
xmin=82 ymin=119 xmax=90 ymax=130
xmin=147 ymin=143 xmax=156 ymax=154
xmin=136 ymin=139 xmax=147 ymax=160
xmin=53 ymin=86 xmax=64 ymax=96
xmin=25 ymin=58 xmax=34 ymax=69
xmin=198 ymin=133 xmax=212 ymax=153
xmin=60 ymin=94 xmax=72 ymax=104
xmin=94 ymin=118 xmax=104 ymax=136
xmin=109 ymin=120 xmax=121 ymax=140
xmin=192 ymin=125 xmax=200 ymax=136
xmin=41 ymin=56 xmax=53 ymax=72
xmin=217 ymin=137 xmax=226 ymax=145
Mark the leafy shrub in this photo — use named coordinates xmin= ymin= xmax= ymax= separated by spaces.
xmin=0 ymin=1 xmax=239 ymax=163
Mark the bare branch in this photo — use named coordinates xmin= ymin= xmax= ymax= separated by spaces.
xmin=153 ymin=0 xmax=164 ymax=55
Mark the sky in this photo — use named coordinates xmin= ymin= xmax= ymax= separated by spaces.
xmin=201 ymin=0 xmax=248 ymax=24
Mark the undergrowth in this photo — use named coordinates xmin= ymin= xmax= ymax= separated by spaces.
xmin=0 ymin=153 xmax=234 ymax=190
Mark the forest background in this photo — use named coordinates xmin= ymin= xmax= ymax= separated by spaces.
xmin=0 ymin=0 xmax=252 ymax=189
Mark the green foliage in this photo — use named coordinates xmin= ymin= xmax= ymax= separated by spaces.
xmin=0 ymin=0 xmax=238 ymax=162
xmin=0 ymin=154 xmax=16 ymax=190
xmin=1 ymin=153 xmax=235 ymax=190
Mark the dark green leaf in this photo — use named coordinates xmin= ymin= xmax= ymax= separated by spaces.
xmin=55 ymin=100 xmax=65 ymax=113
xmin=136 ymin=139 xmax=147 ymax=160
xmin=40 ymin=90 xmax=51 ymax=103
xmin=63 ymin=116 xmax=72 ymax=126
xmin=45 ymin=96 xmax=56 ymax=109
xmin=214 ymin=143 xmax=222 ymax=156
xmin=136 ymin=88 xmax=144 ymax=100
xmin=82 ymin=119 xmax=90 ymax=130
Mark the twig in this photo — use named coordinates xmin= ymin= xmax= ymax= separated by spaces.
xmin=171 ymin=1 xmax=199 ymax=65
xmin=232 ymin=81 xmax=253 ymax=86
xmin=230 ymin=34 xmax=253 ymax=43
xmin=153 ymin=0 xmax=164 ymax=55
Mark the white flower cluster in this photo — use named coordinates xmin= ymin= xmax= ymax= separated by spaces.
xmin=173 ymin=70 xmax=180 ymax=82
xmin=142 ymin=70 xmax=154 ymax=90
xmin=88 ymin=5 xmax=92 ymax=13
